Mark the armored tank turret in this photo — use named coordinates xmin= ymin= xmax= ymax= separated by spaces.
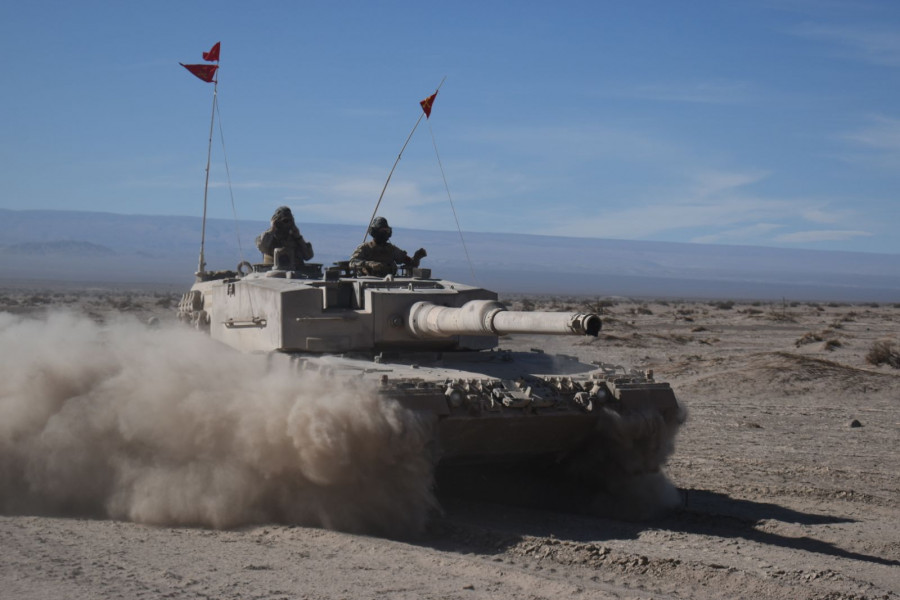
xmin=178 ymin=261 xmax=683 ymax=473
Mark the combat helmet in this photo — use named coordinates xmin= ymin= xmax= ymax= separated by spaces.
xmin=272 ymin=206 xmax=295 ymax=227
xmin=369 ymin=216 xmax=392 ymax=243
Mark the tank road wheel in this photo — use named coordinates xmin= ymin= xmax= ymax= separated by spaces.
xmin=236 ymin=261 xmax=253 ymax=276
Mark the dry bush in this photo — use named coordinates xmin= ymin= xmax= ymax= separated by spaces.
xmin=675 ymin=307 xmax=695 ymax=322
xmin=823 ymin=339 xmax=842 ymax=351
xmin=710 ymin=300 xmax=734 ymax=310
xmin=582 ymin=298 xmax=617 ymax=314
xmin=766 ymin=311 xmax=797 ymax=323
xmin=866 ymin=340 xmax=900 ymax=368
xmin=796 ymin=331 xmax=824 ymax=347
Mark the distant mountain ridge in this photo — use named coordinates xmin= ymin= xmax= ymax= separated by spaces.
xmin=3 ymin=240 xmax=114 ymax=256
xmin=1 ymin=208 xmax=898 ymax=301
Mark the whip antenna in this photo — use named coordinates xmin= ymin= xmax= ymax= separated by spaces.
xmin=363 ymin=77 xmax=446 ymax=244
xmin=198 ymin=80 xmax=216 ymax=274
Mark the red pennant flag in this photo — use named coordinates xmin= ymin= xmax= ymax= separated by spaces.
xmin=202 ymin=42 xmax=220 ymax=62
xmin=180 ymin=63 xmax=218 ymax=83
xmin=420 ymin=91 xmax=437 ymax=118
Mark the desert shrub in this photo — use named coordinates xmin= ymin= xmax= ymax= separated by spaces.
xmin=823 ymin=339 xmax=842 ymax=351
xmin=630 ymin=306 xmax=653 ymax=316
xmin=766 ymin=311 xmax=797 ymax=323
xmin=520 ymin=298 xmax=535 ymax=312
xmin=582 ymin=298 xmax=617 ymax=314
xmin=866 ymin=340 xmax=900 ymax=368
xmin=796 ymin=331 xmax=824 ymax=347
xmin=710 ymin=300 xmax=734 ymax=310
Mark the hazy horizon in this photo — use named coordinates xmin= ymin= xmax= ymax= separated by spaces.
xmin=2 ymin=208 xmax=898 ymax=302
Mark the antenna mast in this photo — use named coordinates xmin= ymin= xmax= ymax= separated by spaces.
xmin=180 ymin=41 xmax=221 ymax=277
xmin=363 ymin=78 xmax=446 ymax=244
xmin=197 ymin=79 xmax=217 ymax=274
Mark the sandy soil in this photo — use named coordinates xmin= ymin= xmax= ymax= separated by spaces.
xmin=1 ymin=285 xmax=898 ymax=599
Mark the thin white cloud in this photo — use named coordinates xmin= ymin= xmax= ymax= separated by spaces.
xmin=283 ymin=175 xmax=448 ymax=229
xmin=775 ymin=230 xmax=873 ymax=243
xmin=691 ymin=223 xmax=784 ymax=244
xmin=614 ymin=80 xmax=759 ymax=105
xmin=543 ymin=166 xmax=874 ymax=247
xmin=791 ymin=23 xmax=900 ymax=66
xmin=571 ymin=168 xmax=777 ymax=239
xmin=549 ymin=193 xmax=794 ymax=240
xmin=843 ymin=115 xmax=900 ymax=150
xmin=801 ymin=207 xmax=853 ymax=225
xmin=458 ymin=123 xmax=682 ymax=162
xmin=837 ymin=114 xmax=900 ymax=169
xmin=689 ymin=169 xmax=770 ymax=198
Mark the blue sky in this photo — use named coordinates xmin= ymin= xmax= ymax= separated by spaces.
xmin=1 ymin=1 xmax=898 ymax=254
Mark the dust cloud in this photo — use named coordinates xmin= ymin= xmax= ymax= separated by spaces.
xmin=566 ymin=405 xmax=687 ymax=520
xmin=0 ymin=312 xmax=437 ymax=536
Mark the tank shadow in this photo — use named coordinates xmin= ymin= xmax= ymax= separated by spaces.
xmin=426 ymin=481 xmax=898 ymax=568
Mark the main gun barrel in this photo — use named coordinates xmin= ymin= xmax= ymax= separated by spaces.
xmin=407 ymin=300 xmax=601 ymax=339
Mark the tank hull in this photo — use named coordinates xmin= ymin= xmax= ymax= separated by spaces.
xmin=282 ymin=346 xmax=681 ymax=466
xmin=179 ymin=270 xmax=684 ymax=473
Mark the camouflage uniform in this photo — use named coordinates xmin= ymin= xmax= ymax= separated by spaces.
xmin=349 ymin=216 xmax=425 ymax=276
xmin=255 ymin=206 xmax=314 ymax=268
xmin=349 ymin=240 xmax=419 ymax=276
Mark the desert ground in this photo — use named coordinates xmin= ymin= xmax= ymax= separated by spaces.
xmin=1 ymin=282 xmax=898 ymax=599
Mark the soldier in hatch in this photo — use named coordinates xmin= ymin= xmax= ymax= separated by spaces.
xmin=349 ymin=216 xmax=427 ymax=276
xmin=255 ymin=206 xmax=314 ymax=269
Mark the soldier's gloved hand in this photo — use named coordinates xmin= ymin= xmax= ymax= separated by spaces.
xmin=413 ymin=248 xmax=427 ymax=261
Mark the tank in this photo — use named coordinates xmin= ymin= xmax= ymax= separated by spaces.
xmin=177 ymin=260 xmax=684 ymax=480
